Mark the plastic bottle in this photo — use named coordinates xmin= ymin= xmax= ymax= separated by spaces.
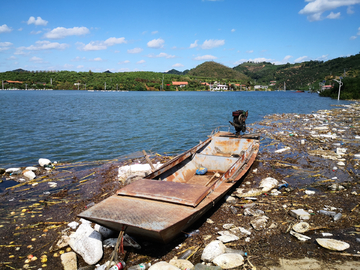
xmin=318 ymin=210 xmax=336 ymax=217
xmin=333 ymin=212 xmax=342 ymax=221
xmin=128 ymin=263 xmax=151 ymax=270
xmin=110 ymin=261 xmax=126 ymax=270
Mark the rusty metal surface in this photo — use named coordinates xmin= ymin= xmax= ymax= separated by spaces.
xmin=117 ymin=179 xmax=210 ymax=207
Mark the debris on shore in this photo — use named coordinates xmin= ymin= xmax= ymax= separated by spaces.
xmin=0 ymin=102 xmax=359 ymax=269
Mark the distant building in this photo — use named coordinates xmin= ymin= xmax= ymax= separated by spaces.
xmin=270 ymin=81 xmax=276 ymax=86
xmin=254 ymin=85 xmax=269 ymax=90
xmin=210 ymin=82 xmax=228 ymax=91
xmin=172 ymin=81 xmax=188 ymax=87
xmin=321 ymin=85 xmax=332 ymax=91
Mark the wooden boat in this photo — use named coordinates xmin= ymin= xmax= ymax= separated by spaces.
xmin=78 ymin=130 xmax=260 ymax=243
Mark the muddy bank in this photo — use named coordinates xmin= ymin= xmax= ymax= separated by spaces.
xmin=0 ymin=102 xmax=359 ymax=269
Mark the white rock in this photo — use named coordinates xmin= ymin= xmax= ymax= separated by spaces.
xmin=316 ymin=238 xmax=350 ymax=251
xmin=39 ymin=158 xmax=52 ymax=167
xmin=289 ymin=209 xmax=311 ymax=220
xmin=259 ymin=177 xmax=279 ymax=192
xmin=79 ymin=218 xmax=92 ymax=224
xmin=69 ymin=223 xmax=103 ymax=265
xmin=148 ymin=261 xmax=180 ymax=270
xmin=236 ymin=188 xmax=263 ymax=197
xmin=337 ymin=161 xmax=345 ymax=166
xmin=275 ymin=147 xmax=290 ymax=153
xmin=250 ymin=216 xmax=269 ymax=230
xmin=5 ymin=168 xmax=21 ymax=174
xmin=225 ymin=196 xmax=236 ymax=204
xmin=292 ymin=222 xmax=310 ymax=233
xmin=23 ymin=170 xmax=36 ymax=180
xmin=222 ymin=224 xmax=234 ymax=230
xmin=94 ymin=224 xmax=116 ymax=239
xmin=118 ymin=163 xmax=162 ymax=182
xmin=67 ymin=221 xmax=79 ymax=230
xmin=201 ymin=240 xmax=226 ymax=263
xmin=290 ymin=230 xmax=311 ymax=241
xmin=217 ymin=231 xmax=239 ymax=243
xmin=212 ymin=253 xmax=244 ymax=269
xmin=169 ymin=259 xmax=193 ymax=270
xmin=60 ymin=252 xmax=77 ymax=270
xmin=48 ymin=182 xmax=57 ymax=188
xmin=25 ymin=166 xmax=38 ymax=171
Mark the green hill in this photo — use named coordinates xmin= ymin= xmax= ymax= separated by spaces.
xmin=233 ymin=53 xmax=360 ymax=91
xmin=188 ymin=61 xmax=249 ymax=82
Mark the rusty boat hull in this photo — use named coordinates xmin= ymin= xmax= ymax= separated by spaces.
xmin=78 ymin=131 xmax=259 ymax=243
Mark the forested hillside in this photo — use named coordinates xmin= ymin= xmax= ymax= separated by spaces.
xmin=1 ymin=53 xmax=359 ymax=97
xmin=233 ymin=53 xmax=360 ymax=91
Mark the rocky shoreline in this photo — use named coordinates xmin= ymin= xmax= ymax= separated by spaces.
xmin=0 ymin=102 xmax=359 ymax=270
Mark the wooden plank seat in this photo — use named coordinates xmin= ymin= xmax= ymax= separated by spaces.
xmin=117 ymin=179 xmax=210 ymax=207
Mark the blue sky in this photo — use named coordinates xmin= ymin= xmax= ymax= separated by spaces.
xmin=0 ymin=0 xmax=359 ymax=73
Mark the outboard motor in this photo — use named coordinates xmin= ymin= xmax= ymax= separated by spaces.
xmin=230 ymin=110 xmax=248 ymax=135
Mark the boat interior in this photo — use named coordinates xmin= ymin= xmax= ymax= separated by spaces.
xmin=117 ymin=133 xmax=257 ymax=207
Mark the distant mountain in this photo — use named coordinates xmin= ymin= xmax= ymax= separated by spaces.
xmin=104 ymin=70 xmax=112 ymax=73
xmin=165 ymin=69 xmax=189 ymax=75
xmin=11 ymin=68 xmax=29 ymax=73
xmin=188 ymin=61 xmax=249 ymax=81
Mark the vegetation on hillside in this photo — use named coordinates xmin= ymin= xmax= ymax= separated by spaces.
xmin=233 ymin=53 xmax=360 ymax=92
xmin=1 ymin=53 xmax=359 ymax=99
xmin=188 ymin=61 xmax=249 ymax=82
xmin=319 ymin=77 xmax=360 ymax=100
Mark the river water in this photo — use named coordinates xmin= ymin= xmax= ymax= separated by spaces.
xmin=0 ymin=90 xmax=351 ymax=167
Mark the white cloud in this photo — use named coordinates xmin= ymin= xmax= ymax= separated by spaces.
xmin=295 ymin=56 xmax=309 ymax=62
xmin=246 ymin=50 xmax=254 ymax=54
xmin=27 ymin=16 xmax=48 ymax=26
xmin=147 ymin=38 xmax=165 ymax=48
xmin=201 ymin=39 xmax=225 ymax=49
xmin=18 ymin=28 xmax=23 ymax=31
xmin=30 ymin=30 xmax=42 ymax=35
xmin=299 ymin=0 xmax=360 ymax=21
xmin=127 ymin=47 xmax=143 ymax=54
xmin=137 ymin=60 xmax=146 ymax=64
xmin=77 ymin=37 xmax=127 ymax=51
xmin=16 ymin=41 xmax=69 ymax=54
xmin=0 ymin=41 xmax=12 ymax=47
xmin=190 ymin=40 xmax=198 ymax=49
xmin=173 ymin=63 xmax=184 ymax=67
xmin=93 ymin=57 xmax=103 ymax=61
xmin=151 ymin=30 xmax=159 ymax=34
xmin=350 ymin=35 xmax=357 ymax=39
xmin=7 ymin=56 xmax=17 ymax=60
xmin=44 ymin=26 xmax=90 ymax=39
xmin=194 ymin=55 xmax=217 ymax=60
xmin=0 ymin=24 xmax=12 ymax=33
xmin=30 ymin=56 xmax=43 ymax=63
xmin=347 ymin=5 xmax=355 ymax=13
xmin=327 ymin=11 xmax=341 ymax=19
xmin=231 ymin=29 xmax=236 ymax=32
xmin=118 ymin=60 xmax=130 ymax=64
xmin=358 ymin=26 xmax=360 ymax=35
xmin=148 ymin=52 xmax=175 ymax=58
xmin=72 ymin=56 xmax=86 ymax=61
xmin=317 ymin=54 xmax=329 ymax=61
xmin=0 ymin=42 xmax=12 ymax=51
xmin=103 ymin=37 xmax=127 ymax=46
xmin=77 ymin=65 xmax=84 ymax=69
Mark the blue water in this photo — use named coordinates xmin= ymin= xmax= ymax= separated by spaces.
xmin=0 ymin=90 xmax=351 ymax=167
